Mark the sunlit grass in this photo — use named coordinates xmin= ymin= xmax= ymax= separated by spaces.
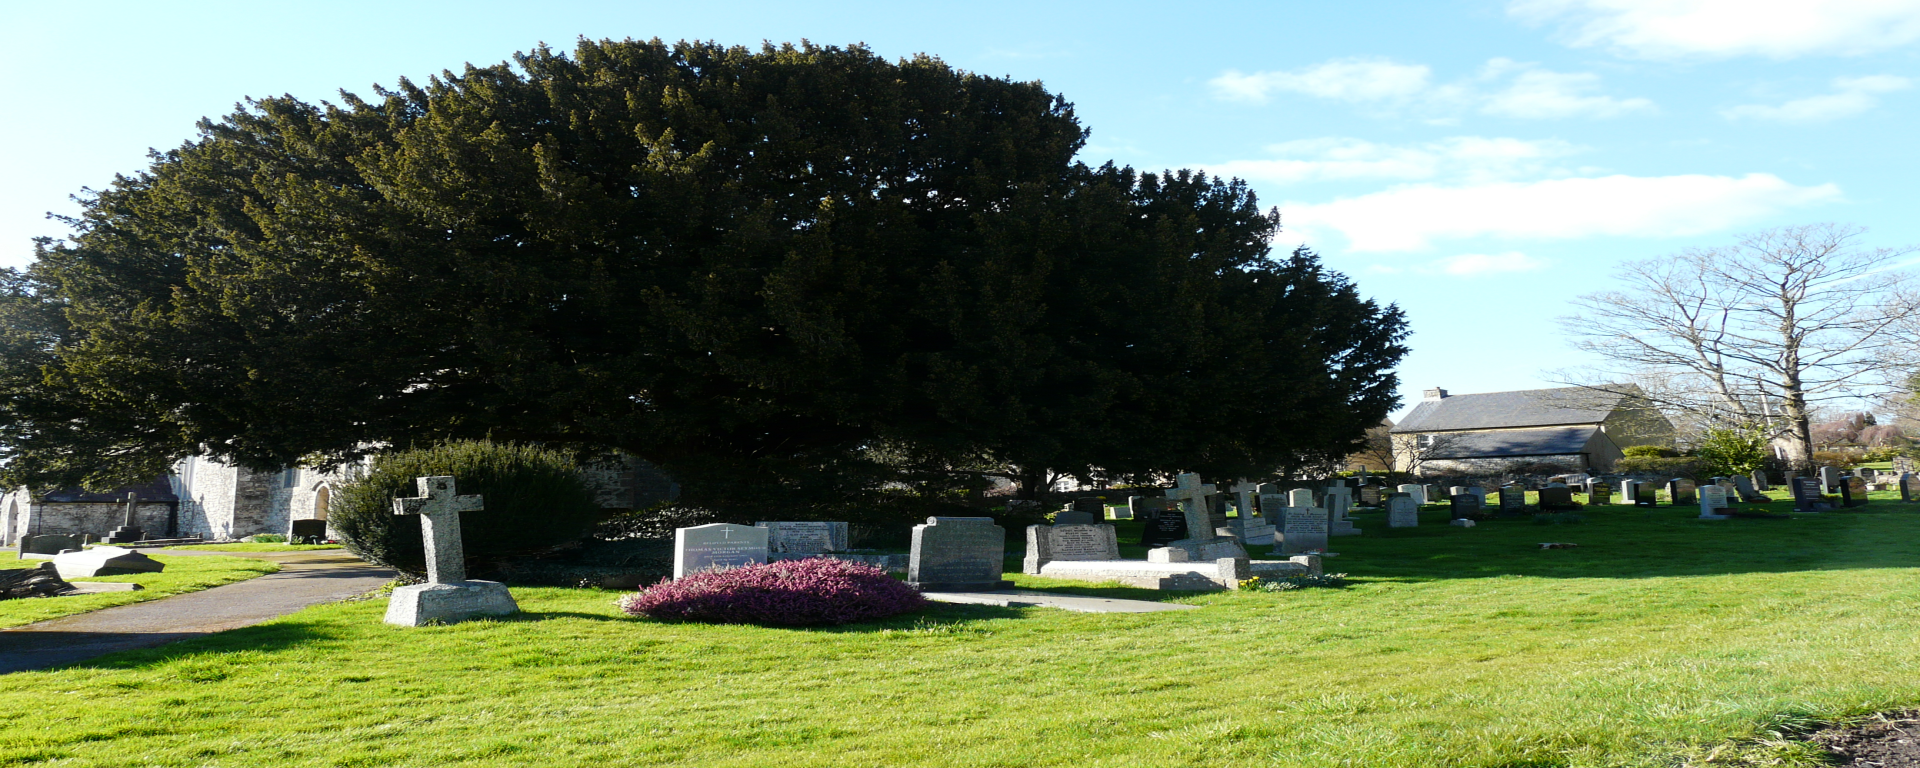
xmin=163 ymin=543 xmax=343 ymax=553
xmin=0 ymin=555 xmax=277 ymax=629
xmin=3 ymin=493 xmax=1918 ymax=766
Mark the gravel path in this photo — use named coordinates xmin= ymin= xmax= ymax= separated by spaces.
xmin=0 ymin=550 xmax=393 ymax=674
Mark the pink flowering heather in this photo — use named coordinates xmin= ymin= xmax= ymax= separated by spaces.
xmin=617 ymin=557 xmax=928 ymax=626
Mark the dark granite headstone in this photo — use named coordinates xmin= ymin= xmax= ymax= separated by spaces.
xmin=1139 ymin=503 xmax=1188 ymax=548
xmin=1633 ymin=483 xmax=1657 ymax=506
xmin=1845 ymin=476 xmax=1870 ymax=507
xmin=1587 ymin=482 xmax=1613 ymax=506
xmin=1791 ymin=476 xmax=1824 ymax=513
xmin=907 ymin=517 xmax=1013 ymax=591
xmin=1449 ymin=493 xmax=1482 ymax=519
xmin=18 ymin=534 xmax=83 ymax=557
xmin=1497 ymin=485 xmax=1526 ymax=515
xmin=1537 ymin=487 xmax=1575 ymax=510
xmin=289 ymin=519 xmax=327 ymax=544
xmin=1901 ymin=472 xmax=1918 ymax=503
xmin=1667 ymin=478 xmax=1696 ymax=505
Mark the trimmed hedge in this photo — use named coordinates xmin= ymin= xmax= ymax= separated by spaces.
xmin=618 ymin=558 xmax=927 ymax=626
xmin=331 ymin=441 xmax=604 ymax=579
xmin=1614 ymin=456 xmax=1702 ymax=477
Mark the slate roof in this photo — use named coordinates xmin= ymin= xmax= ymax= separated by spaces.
xmin=1421 ymin=426 xmax=1601 ymax=459
xmin=1391 ymin=387 xmax=1625 ymax=433
xmin=39 ymin=476 xmax=178 ymax=504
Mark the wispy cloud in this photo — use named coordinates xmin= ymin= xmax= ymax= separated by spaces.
xmin=1206 ymin=136 xmax=1587 ymax=185
xmin=1722 ymin=75 xmax=1912 ymax=123
xmin=1510 ymin=0 xmax=1920 ymax=59
xmin=1285 ymin=173 xmax=1842 ymax=252
xmin=1364 ymin=251 xmax=1551 ymax=276
xmin=1211 ymin=57 xmax=1652 ymax=120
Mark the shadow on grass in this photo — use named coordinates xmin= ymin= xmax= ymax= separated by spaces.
xmin=6 ymin=619 xmax=351 ymax=675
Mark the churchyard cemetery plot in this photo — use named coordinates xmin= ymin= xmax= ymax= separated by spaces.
xmin=0 ymin=554 xmax=277 ymax=628
xmin=7 ymin=485 xmax=1920 ymax=767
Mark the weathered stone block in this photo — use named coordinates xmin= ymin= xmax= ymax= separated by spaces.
xmin=383 ymin=581 xmax=519 ymax=626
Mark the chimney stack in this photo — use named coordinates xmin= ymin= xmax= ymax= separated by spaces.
xmin=1423 ymin=387 xmax=1449 ymax=401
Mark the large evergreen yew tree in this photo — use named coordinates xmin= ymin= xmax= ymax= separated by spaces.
xmin=0 ymin=39 xmax=1407 ymax=510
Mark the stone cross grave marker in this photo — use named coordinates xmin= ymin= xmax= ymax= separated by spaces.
xmin=1791 ymin=476 xmax=1823 ymax=513
xmin=1698 ymin=484 xmax=1730 ymax=519
xmin=1387 ymin=492 xmax=1418 ymax=527
xmin=1165 ymin=473 xmax=1219 ymax=541
xmin=1023 ymin=524 xmax=1120 ymax=574
xmin=385 ymin=476 xmax=519 ymax=626
xmin=101 ymin=492 xmax=145 ymax=545
xmin=907 ymin=517 xmax=1013 ymax=591
xmin=1230 ymin=480 xmax=1260 ymax=521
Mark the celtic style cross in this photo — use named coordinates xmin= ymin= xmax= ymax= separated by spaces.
xmin=393 ymin=476 xmax=485 ymax=584
xmin=1164 ymin=473 xmax=1218 ymax=540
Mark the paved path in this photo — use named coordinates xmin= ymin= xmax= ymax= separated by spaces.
xmin=923 ymin=589 xmax=1200 ymax=613
xmin=0 ymin=550 xmax=393 ymax=674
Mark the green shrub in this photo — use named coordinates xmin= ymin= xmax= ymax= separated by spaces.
xmin=1862 ymin=446 xmax=1911 ymax=463
xmin=1614 ymin=456 xmax=1701 ymax=477
xmin=1621 ymin=445 xmax=1677 ymax=458
xmin=1695 ymin=424 xmax=1770 ymax=477
xmin=1812 ymin=450 xmax=1861 ymax=468
xmin=331 ymin=441 xmax=604 ymax=579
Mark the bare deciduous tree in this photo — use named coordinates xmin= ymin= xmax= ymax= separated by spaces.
xmin=1554 ymin=224 xmax=1917 ymax=467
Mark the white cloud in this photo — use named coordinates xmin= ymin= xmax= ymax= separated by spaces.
xmin=1430 ymin=251 xmax=1550 ymax=275
xmin=1511 ymin=0 xmax=1920 ymax=59
xmin=1285 ymin=173 xmax=1842 ymax=252
xmin=1211 ymin=59 xmax=1433 ymax=104
xmin=1722 ymin=75 xmax=1913 ymax=122
xmin=1480 ymin=63 xmax=1657 ymax=118
xmin=1207 ymin=136 xmax=1586 ymax=185
xmin=1212 ymin=57 xmax=1651 ymax=120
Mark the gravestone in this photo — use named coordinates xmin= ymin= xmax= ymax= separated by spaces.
xmin=1537 ymin=486 xmax=1575 ymax=510
xmin=1791 ymin=476 xmax=1824 ymax=513
xmin=1465 ymin=486 xmax=1489 ymax=505
xmin=1820 ymin=466 xmax=1843 ymax=492
xmin=674 ymin=523 xmax=770 ymax=579
xmin=1732 ymin=476 xmax=1768 ymax=503
xmin=1632 ymin=482 xmax=1657 ymax=507
xmin=1588 ymin=482 xmax=1613 ymax=505
xmin=1323 ymin=484 xmax=1359 ymax=537
xmin=1424 ymin=485 xmax=1446 ymax=505
xmin=1282 ymin=504 xmax=1330 ymax=554
xmin=1846 ymin=476 xmax=1870 ymax=507
xmin=1449 ymin=493 xmax=1482 ymax=519
xmin=1667 ymin=478 xmax=1696 ymax=506
xmin=1387 ymin=493 xmax=1418 ymax=527
xmin=1900 ymin=472 xmax=1918 ymax=503
xmin=1139 ymin=498 xmax=1188 ymax=548
xmin=1750 ymin=469 xmax=1770 ymax=492
xmin=1397 ymin=484 xmax=1426 ymax=505
xmin=1022 ymin=524 xmax=1120 ymax=574
xmin=1225 ymin=480 xmax=1275 ymax=544
xmin=1359 ymin=485 xmax=1383 ymax=507
xmin=289 ymin=519 xmax=327 ymax=545
xmin=384 ymin=476 xmax=520 ymax=626
xmin=52 ymin=546 xmax=165 ymax=579
xmin=16 ymin=534 xmax=82 ymax=559
xmin=1115 ymin=496 xmax=1142 ymax=520
xmin=1698 ymin=484 xmax=1730 ymax=520
xmin=100 ymin=492 xmax=146 ymax=545
xmin=907 ymin=517 xmax=1013 ymax=591
xmin=1288 ymin=488 xmax=1316 ymax=510
xmin=1895 ymin=457 xmax=1917 ymax=475
xmin=1165 ymin=473 xmax=1220 ymax=542
xmin=757 ymin=521 xmax=849 ymax=554
xmin=1053 ymin=497 xmax=1105 ymax=526
xmin=1498 ymin=485 xmax=1526 ymax=514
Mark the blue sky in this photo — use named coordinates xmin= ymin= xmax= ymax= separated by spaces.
xmin=5 ymin=0 xmax=1917 ymax=421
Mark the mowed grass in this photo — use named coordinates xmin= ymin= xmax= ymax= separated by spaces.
xmin=0 ymin=554 xmax=278 ymax=629
xmin=163 ymin=543 xmax=343 ymax=553
xmin=5 ymin=494 xmax=1920 ymax=767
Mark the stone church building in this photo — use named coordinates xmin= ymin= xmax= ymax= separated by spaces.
xmin=5 ymin=454 xmax=678 ymax=545
xmin=1390 ymin=385 xmax=1675 ymax=477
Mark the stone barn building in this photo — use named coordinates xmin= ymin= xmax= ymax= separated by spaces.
xmin=1390 ymin=386 xmax=1674 ymax=477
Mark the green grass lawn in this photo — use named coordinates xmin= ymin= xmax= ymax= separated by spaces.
xmin=0 ymin=554 xmax=278 ymax=629
xmin=6 ymin=494 xmax=1920 ymax=767
xmin=162 ymin=542 xmax=344 ymax=553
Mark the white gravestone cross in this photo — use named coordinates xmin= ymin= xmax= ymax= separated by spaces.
xmin=393 ymin=476 xmax=486 ymax=584
xmin=1230 ymin=480 xmax=1261 ymax=521
xmin=383 ymin=475 xmax=519 ymax=627
xmin=1165 ymin=473 xmax=1219 ymax=540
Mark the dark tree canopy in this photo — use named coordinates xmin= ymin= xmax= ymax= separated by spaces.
xmin=1 ymin=38 xmax=1408 ymax=511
